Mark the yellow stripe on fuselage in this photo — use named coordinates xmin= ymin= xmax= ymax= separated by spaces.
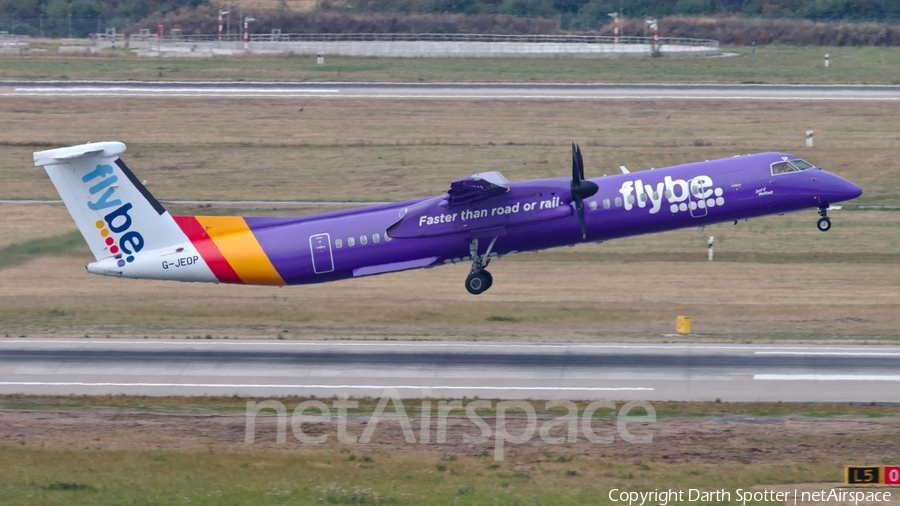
xmin=193 ymin=216 xmax=285 ymax=286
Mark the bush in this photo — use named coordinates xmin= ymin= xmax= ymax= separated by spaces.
xmin=425 ymin=0 xmax=482 ymax=15
xmin=499 ymin=0 xmax=556 ymax=17
xmin=127 ymin=6 xmax=561 ymax=35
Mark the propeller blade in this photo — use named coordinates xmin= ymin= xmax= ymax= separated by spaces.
xmin=576 ymin=145 xmax=585 ymax=181
xmin=569 ymin=143 xmax=596 ymax=240
xmin=574 ymin=194 xmax=587 ymax=239
xmin=571 ymin=143 xmax=580 ymax=184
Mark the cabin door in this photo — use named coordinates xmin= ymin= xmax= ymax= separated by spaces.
xmin=309 ymin=233 xmax=335 ymax=274
xmin=688 ymin=178 xmax=708 ymax=218
xmin=724 ymin=169 xmax=746 ymax=206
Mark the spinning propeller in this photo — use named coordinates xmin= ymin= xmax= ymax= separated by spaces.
xmin=570 ymin=143 xmax=599 ymax=240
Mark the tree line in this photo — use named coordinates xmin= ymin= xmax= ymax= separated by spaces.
xmin=0 ymin=0 xmax=207 ymax=36
xmin=330 ymin=0 xmax=900 ymax=28
xmin=1 ymin=0 xmax=898 ymax=37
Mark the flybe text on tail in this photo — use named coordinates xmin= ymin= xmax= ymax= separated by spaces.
xmin=82 ymin=163 xmax=144 ymax=266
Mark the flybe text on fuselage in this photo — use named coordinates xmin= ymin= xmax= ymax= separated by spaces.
xmin=82 ymin=163 xmax=145 ymax=266
xmin=618 ymin=175 xmax=725 ymax=214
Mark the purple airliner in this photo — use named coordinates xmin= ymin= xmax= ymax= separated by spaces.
xmin=34 ymin=142 xmax=862 ymax=294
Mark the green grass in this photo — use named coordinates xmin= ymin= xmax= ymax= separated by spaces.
xmin=2 ymin=45 xmax=900 ymax=83
xmin=0 ymin=231 xmax=86 ymax=270
xmin=0 ymin=445 xmax=841 ymax=506
xmin=0 ymin=396 xmax=894 ymax=504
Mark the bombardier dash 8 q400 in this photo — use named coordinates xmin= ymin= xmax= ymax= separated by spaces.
xmin=34 ymin=141 xmax=862 ymax=295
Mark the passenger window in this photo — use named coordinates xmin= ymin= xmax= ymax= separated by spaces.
xmin=627 ymin=195 xmax=635 ymax=204
xmin=360 ymin=235 xmax=367 ymax=245
xmin=335 ymin=238 xmax=343 ymax=249
xmin=589 ymin=201 xmax=598 ymax=211
xmin=348 ymin=237 xmax=355 ymax=247
xmin=665 ymin=190 xmax=672 ymax=199
xmin=615 ymin=197 xmax=623 ymax=207
xmin=640 ymin=193 xmax=647 ymax=202
xmin=603 ymin=199 xmax=610 ymax=209
xmin=652 ymin=191 xmax=659 ymax=200
xmin=373 ymin=233 xmax=380 ymax=243
xmin=384 ymin=233 xmax=392 ymax=242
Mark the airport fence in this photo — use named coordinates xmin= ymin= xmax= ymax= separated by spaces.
xmin=127 ymin=32 xmax=721 ymax=57
xmin=129 ymin=31 xmax=719 ymax=49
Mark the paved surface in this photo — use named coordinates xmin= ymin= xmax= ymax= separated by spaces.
xmin=1 ymin=81 xmax=899 ymax=101
xmin=1 ymin=339 xmax=899 ymax=401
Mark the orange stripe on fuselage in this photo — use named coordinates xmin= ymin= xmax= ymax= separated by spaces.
xmin=192 ymin=216 xmax=285 ymax=286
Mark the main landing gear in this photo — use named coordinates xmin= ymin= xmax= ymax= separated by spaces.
xmin=817 ymin=207 xmax=832 ymax=232
xmin=465 ymin=237 xmax=497 ymax=295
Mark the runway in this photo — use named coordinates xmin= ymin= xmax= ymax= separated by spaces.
xmin=2 ymin=81 xmax=900 ymax=101
xmin=2 ymin=339 xmax=899 ymax=402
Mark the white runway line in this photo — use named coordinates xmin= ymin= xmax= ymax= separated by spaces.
xmin=4 ymin=339 xmax=900 ymax=353
xmin=0 ymin=381 xmax=653 ymax=391
xmin=15 ymin=87 xmax=340 ymax=93
xmin=754 ymin=374 xmax=900 ymax=381
xmin=3 ymin=92 xmax=899 ymax=101
xmin=755 ymin=352 xmax=900 ymax=356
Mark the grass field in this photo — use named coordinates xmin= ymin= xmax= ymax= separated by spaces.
xmin=1 ymin=97 xmax=898 ymax=341
xmin=2 ymin=99 xmax=898 ymax=205
xmin=3 ymin=45 xmax=900 ymax=84
xmin=1 ymin=58 xmax=899 ymax=505
xmin=0 ymin=395 xmax=897 ymax=505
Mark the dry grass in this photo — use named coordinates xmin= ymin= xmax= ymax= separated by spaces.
xmin=1 ymin=99 xmax=898 ymax=205
xmin=0 ymin=396 xmax=897 ymax=504
xmin=1 ymin=210 xmax=898 ymax=341
xmin=1 ymin=393 xmax=898 ymax=504
xmin=4 ymin=46 xmax=900 ymax=84
xmin=0 ymin=98 xmax=897 ymax=341
xmin=0 ymin=203 xmax=76 ymax=248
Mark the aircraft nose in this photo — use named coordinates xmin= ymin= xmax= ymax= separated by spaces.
xmin=843 ymin=179 xmax=863 ymax=200
xmin=819 ymin=173 xmax=862 ymax=204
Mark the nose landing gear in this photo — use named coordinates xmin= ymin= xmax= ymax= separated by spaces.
xmin=817 ymin=207 xmax=832 ymax=232
xmin=464 ymin=237 xmax=497 ymax=295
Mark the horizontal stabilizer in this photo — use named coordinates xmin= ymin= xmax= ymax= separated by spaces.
xmin=34 ymin=142 xmax=126 ymax=167
xmin=33 ymin=141 xmax=189 ymax=267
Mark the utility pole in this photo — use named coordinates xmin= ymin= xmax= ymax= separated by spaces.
xmin=218 ymin=10 xmax=229 ymax=41
xmin=243 ymin=16 xmax=255 ymax=52
xmin=608 ymin=12 xmax=618 ymax=43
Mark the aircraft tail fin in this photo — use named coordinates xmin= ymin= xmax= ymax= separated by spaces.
xmin=33 ymin=142 xmax=185 ymax=265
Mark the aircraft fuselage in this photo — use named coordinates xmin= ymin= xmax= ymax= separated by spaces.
xmin=94 ymin=151 xmax=861 ymax=289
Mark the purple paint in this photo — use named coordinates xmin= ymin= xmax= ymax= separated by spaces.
xmin=216 ymin=152 xmax=862 ymax=292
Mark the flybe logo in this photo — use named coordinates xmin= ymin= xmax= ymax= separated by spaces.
xmin=82 ymin=164 xmax=144 ymax=267
xmin=618 ymin=175 xmax=725 ymax=214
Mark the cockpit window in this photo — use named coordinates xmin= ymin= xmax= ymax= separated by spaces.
xmin=771 ymin=158 xmax=815 ymax=175
xmin=771 ymin=161 xmax=794 ymax=174
xmin=789 ymin=159 xmax=814 ymax=170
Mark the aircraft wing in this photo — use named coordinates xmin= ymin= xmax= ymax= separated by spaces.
xmin=446 ymin=171 xmax=509 ymax=207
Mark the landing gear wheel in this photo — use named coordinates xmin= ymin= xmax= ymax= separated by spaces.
xmin=482 ymin=270 xmax=493 ymax=291
xmin=465 ymin=272 xmax=490 ymax=295
xmin=817 ymin=216 xmax=832 ymax=232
